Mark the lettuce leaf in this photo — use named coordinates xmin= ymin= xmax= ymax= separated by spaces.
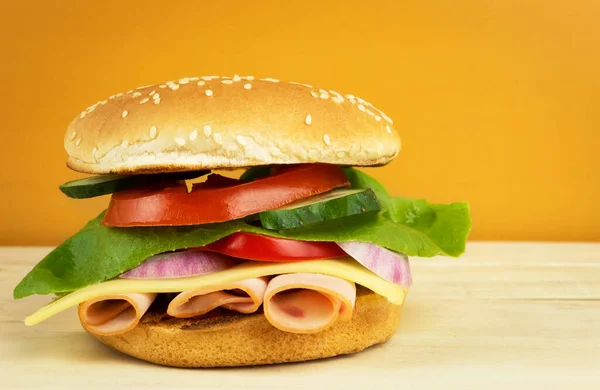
xmin=13 ymin=169 xmax=471 ymax=299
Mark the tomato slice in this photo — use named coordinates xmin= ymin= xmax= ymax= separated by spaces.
xmin=199 ymin=232 xmax=346 ymax=262
xmin=102 ymin=164 xmax=349 ymax=227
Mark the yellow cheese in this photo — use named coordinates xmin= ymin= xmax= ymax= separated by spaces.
xmin=25 ymin=257 xmax=406 ymax=326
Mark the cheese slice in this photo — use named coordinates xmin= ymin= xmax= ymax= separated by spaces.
xmin=25 ymin=257 xmax=406 ymax=326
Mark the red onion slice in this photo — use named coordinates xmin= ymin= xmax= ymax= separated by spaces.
xmin=337 ymin=242 xmax=412 ymax=287
xmin=120 ymin=251 xmax=238 ymax=279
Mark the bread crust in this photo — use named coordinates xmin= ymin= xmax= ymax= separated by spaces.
xmin=88 ymin=289 xmax=403 ymax=367
xmin=64 ymin=76 xmax=400 ymax=174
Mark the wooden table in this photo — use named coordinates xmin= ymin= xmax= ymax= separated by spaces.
xmin=1 ymin=243 xmax=599 ymax=389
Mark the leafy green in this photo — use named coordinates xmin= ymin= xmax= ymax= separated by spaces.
xmin=239 ymin=166 xmax=271 ymax=182
xmin=343 ymin=169 xmax=471 ymax=256
xmin=13 ymin=168 xmax=471 ymax=299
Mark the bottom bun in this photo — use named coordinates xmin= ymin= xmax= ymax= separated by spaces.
xmin=86 ymin=288 xmax=404 ymax=367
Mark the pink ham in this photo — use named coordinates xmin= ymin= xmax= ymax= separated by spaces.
xmin=263 ymin=273 xmax=356 ymax=334
xmin=78 ymin=293 xmax=157 ymax=336
xmin=167 ymin=277 xmax=269 ymax=318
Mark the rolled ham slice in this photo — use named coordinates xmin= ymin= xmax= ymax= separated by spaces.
xmin=263 ymin=273 xmax=356 ymax=334
xmin=78 ymin=293 xmax=157 ymax=336
xmin=167 ymin=277 xmax=269 ymax=318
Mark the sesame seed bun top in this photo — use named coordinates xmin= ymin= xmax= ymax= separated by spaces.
xmin=64 ymin=75 xmax=401 ymax=174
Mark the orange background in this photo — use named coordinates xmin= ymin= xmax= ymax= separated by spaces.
xmin=0 ymin=1 xmax=598 ymax=245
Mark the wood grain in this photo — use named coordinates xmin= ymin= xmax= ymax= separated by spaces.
xmin=1 ymin=243 xmax=599 ymax=389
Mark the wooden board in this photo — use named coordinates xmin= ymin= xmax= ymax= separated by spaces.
xmin=1 ymin=243 xmax=599 ymax=389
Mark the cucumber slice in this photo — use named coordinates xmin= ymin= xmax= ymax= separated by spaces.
xmin=259 ymin=188 xmax=381 ymax=230
xmin=59 ymin=170 xmax=210 ymax=199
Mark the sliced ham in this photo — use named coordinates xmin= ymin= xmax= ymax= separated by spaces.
xmin=263 ymin=273 xmax=356 ymax=334
xmin=167 ymin=277 xmax=269 ymax=318
xmin=78 ymin=293 xmax=157 ymax=336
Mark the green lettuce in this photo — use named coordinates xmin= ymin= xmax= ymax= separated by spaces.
xmin=13 ymin=168 xmax=471 ymax=299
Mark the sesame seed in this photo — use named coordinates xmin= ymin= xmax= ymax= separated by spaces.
xmin=197 ymin=81 xmax=205 ymax=86
xmin=382 ymin=112 xmax=393 ymax=124
xmin=323 ymin=134 xmax=331 ymax=145
xmin=136 ymin=84 xmax=152 ymax=90
xmin=178 ymin=78 xmax=190 ymax=84
xmin=346 ymin=94 xmax=355 ymax=100
xmin=203 ymin=125 xmax=212 ymax=137
xmin=305 ymin=114 xmax=312 ymax=125
xmin=121 ymin=140 xmax=129 ymax=148
xmin=153 ymin=93 xmax=160 ymax=99
xmin=301 ymin=83 xmax=313 ymax=88
xmin=213 ymin=133 xmax=223 ymax=145
xmin=189 ymin=129 xmax=198 ymax=141
xmin=122 ymin=110 xmax=128 ymax=118
xmin=221 ymin=76 xmax=232 ymax=79
xmin=332 ymin=96 xmax=343 ymax=103
xmin=233 ymin=75 xmax=242 ymax=82
xmin=319 ymin=93 xmax=329 ymax=99
xmin=221 ymin=79 xmax=233 ymax=85
xmin=116 ymin=93 xmax=124 ymax=98
xmin=132 ymin=92 xmax=142 ymax=98
xmin=149 ymin=90 xmax=156 ymax=96
xmin=357 ymin=104 xmax=366 ymax=112
xmin=356 ymin=96 xmax=366 ymax=104
xmin=126 ymin=90 xmax=133 ymax=94
xmin=245 ymin=76 xmax=255 ymax=81
xmin=288 ymin=81 xmax=302 ymax=86
xmin=310 ymin=91 xmax=318 ymax=98
xmin=308 ymin=149 xmax=320 ymax=160
xmin=150 ymin=126 xmax=157 ymax=138
xmin=169 ymin=84 xmax=180 ymax=91
xmin=154 ymin=98 xmax=161 ymax=104
xmin=70 ymin=131 xmax=77 ymax=140
xmin=386 ymin=125 xmax=392 ymax=134
xmin=205 ymin=89 xmax=213 ymax=97
xmin=261 ymin=77 xmax=279 ymax=82
xmin=190 ymin=77 xmax=199 ymax=81
xmin=201 ymin=76 xmax=212 ymax=81
xmin=109 ymin=95 xmax=116 ymax=100
xmin=375 ymin=115 xmax=382 ymax=121
xmin=75 ymin=137 xmax=81 ymax=146
xmin=159 ymin=85 xmax=167 ymax=89
xmin=100 ymin=100 xmax=107 ymax=105
xmin=174 ymin=137 xmax=186 ymax=146
xmin=366 ymin=109 xmax=375 ymax=116
xmin=243 ymin=83 xmax=252 ymax=90
xmin=79 ymin=112 xmax=86 ymax=119
xmin=140 ymin=98 xmax=149 ymax=104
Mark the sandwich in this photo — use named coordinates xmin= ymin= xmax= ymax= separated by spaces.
xmin=13 ymin=75 xmax=471 ymax=367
